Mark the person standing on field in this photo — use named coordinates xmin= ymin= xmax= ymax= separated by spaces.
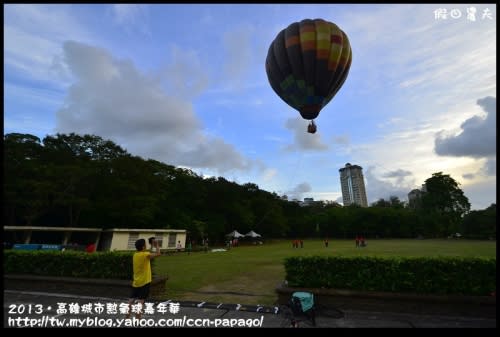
xmin=127 ymin=238 xmax=160 ymax=319
xmin=148 ymin=237 xmax=160 ymax=254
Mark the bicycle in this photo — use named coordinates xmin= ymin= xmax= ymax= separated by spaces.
xmin=278 ymin=302 xmax=345 ymax=328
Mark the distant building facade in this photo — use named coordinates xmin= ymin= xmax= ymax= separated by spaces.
xmin=408 ymin=184 xmax=427 ymax=209
xmin=302 ymin=198 xmax=314 ymax=206
xmin=339 ymin=163 xmax=368 ymax=207
xmin=100 ymin=228 xmax=186 ymax=251
xmin=4 ymin=226 xmax=186 ymax=252
xmin=294 ymin=197 xmax=316 ymax=207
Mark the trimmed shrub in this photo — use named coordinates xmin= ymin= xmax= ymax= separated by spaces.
xmin=284 ymin=256 xmax=496 ymax=296
xmin=4 ymin=250 xmax=134 ymax=280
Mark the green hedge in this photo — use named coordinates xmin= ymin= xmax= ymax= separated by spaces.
xmin=4 ymin=250 xmax=134 ymax=280
xmin=284 ymin=256 xmax=496 ymax=296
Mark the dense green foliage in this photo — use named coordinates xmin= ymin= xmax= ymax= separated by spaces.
xmin=284 ymin=255 xmax=496 ymax=296
xmin=4 ymin=133 xmax=496 ymax=243
xmin=4 ymin=250 xmax=133 ymax=280
xmin=462 ymin=204 xmax=497 ymax=239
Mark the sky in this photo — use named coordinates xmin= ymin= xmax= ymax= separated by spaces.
xmin=4 ymin=4 xmax=496 ymax=210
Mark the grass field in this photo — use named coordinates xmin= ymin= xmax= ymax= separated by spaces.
xmin=153 ymin=239 xmax=496 ymax=306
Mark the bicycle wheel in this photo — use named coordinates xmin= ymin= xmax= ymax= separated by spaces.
xmin=278 ymin=305 xmax=296 ymax=328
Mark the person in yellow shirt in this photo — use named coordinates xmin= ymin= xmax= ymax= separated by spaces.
xmin=127 ymin=238 xmax=161 ymax=319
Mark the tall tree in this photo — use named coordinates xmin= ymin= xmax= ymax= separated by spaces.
xmin=40 ymin=133 xmax=129 ymax=227
xmin=389 ymin=196 xmax=405 ymax=209
xmin=371 ymin=198 xmax=391 ymax=208
xmin=421 ymin=172 xmax=471 ymax=235
xmin=4 ymin=133 xmax=46 ymax=225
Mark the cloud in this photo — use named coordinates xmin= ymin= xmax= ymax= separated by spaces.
xmin=462 ymin=177 xmax=497 ymax=211
xmin=286 ymin=182 xmax=312 ymax=200
xmin=462 ymin=173 xmax=475 ymax=180
xmin=159 ymin=45 xmax=209 ymax=99
xmin=262 ymin=168 xmax=278 ymax=182
xmin=463 ymin=157 xmax=497 ymax=181
xmin=435 ymin=96 xmax=496 ymax=158
xmin=111 ymin=4 xmax=151 ymax=36
xmin=4 ymin=83 xmax=62 ymax=107
xmin=364 ymin=166 xmax=415 ymax=203
xmin=4 ymin=4 xmax=93 ymax=85
xmin=55 ymin=40 xmax=256 ymax=174
xmin=222 ymin=24 xmax=254 ymax=88
xmin=481 ymin=158 xmax=496 ymax=176
xmin=382 ymin=169 xmax=413 ymax=185
xmin=332 ymin=135 xmax=350 ymax=145
xmin=283 ymin=118 xmax=329 ymax=151
xmin=175 ymin=138 xmax=252 ymax=172
xmin=341 ymin=4 xmax=495 ymax=108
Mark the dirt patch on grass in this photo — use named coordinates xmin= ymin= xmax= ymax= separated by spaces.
xmin=172 ymin=265 xmax=284 ymax=306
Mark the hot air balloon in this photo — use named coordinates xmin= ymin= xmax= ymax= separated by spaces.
xmin=265 ymin=19 xmax=352 ymax=134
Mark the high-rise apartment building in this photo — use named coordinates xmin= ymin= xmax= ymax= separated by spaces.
xmin=339 ymin=163 xmax=368 ymax=207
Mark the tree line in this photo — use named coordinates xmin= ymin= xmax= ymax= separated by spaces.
xmin=4 ymin=133 xmax=496 ymax=243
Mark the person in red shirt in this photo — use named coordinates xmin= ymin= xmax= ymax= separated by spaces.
xmin=360 ymin=236 xmax=366 ymax=247
xmin=85 ymin=243 xmax=96 ymax=253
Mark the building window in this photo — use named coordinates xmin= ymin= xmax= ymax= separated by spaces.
xmin=128 ymin=233 xmax=139 ymax=249
xmin=155 ymin=233 xmax=164 ymax=247
xmin=168 ymin=234 xmax=176 ymax=248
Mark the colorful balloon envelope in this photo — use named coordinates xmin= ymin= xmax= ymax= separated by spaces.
xmin=265 ymin=19 xmax=352 ymax=131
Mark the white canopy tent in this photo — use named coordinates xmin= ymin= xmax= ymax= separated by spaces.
xmin=245 ymin=230 xmax=262 ymax=238
xmin=226 ymin=230 xmax=245 ymax=238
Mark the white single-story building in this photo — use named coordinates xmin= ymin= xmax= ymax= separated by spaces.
xmin=4 ymin=226 xmax=102 ymax=247
xmin=100 ymin=228 xmax=186 ymax=251
xmin=4 ymin=226 xmax=186 ymax=252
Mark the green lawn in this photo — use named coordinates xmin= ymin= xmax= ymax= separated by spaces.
xmin=153 ymin=239 xmax=496 ymax=306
